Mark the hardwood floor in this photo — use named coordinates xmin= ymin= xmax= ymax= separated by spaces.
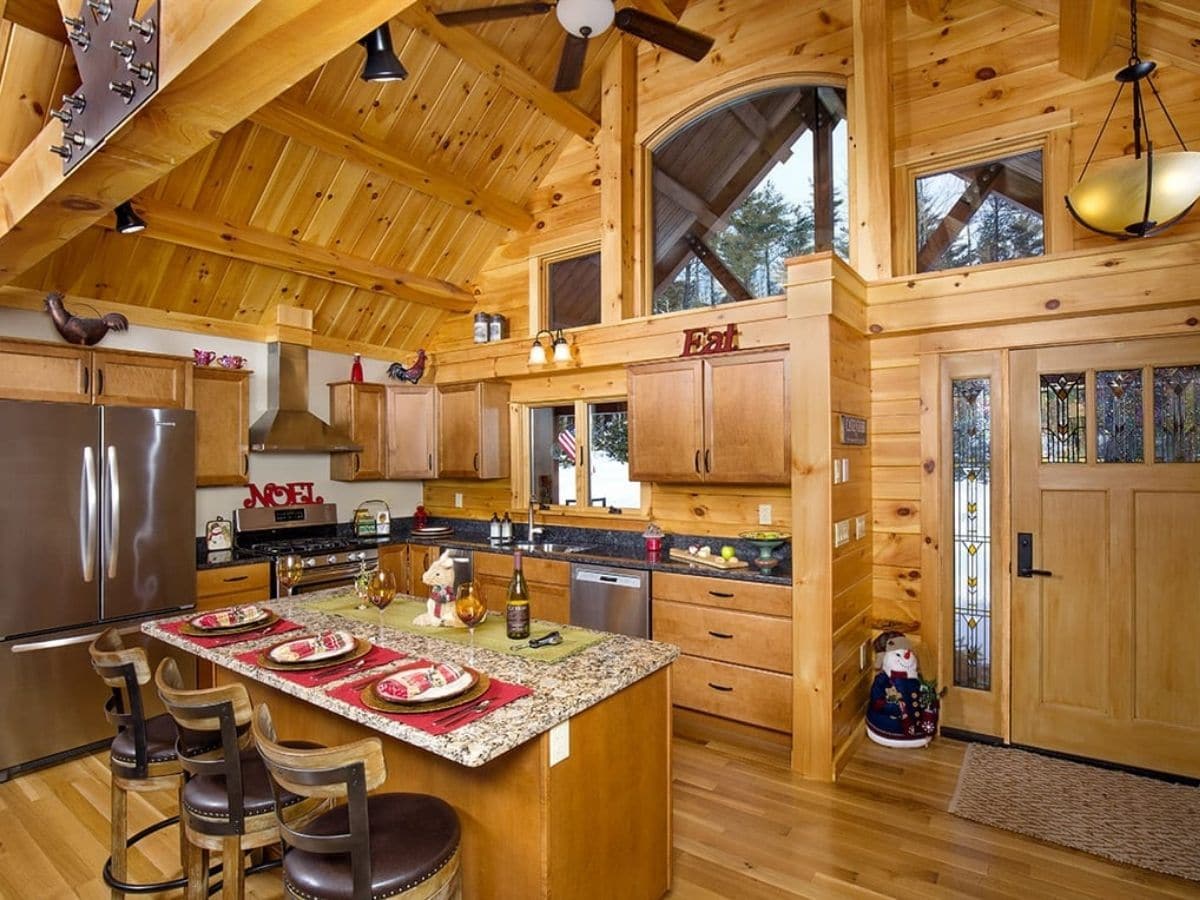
xmin=0 ymin=735 xmax=1193 ymax=899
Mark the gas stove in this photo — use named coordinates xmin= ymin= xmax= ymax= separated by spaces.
xmin=233 ymin=503 xmax=378 ymax=597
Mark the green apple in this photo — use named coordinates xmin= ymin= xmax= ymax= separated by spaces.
xmin=720 ymin=545 xmax=736 ymax=560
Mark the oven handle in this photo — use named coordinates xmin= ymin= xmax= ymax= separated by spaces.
xmin=281 ymin=564 xmax=368 ymax=589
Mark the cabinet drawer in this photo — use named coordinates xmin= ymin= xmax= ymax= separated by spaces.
xmin=474 ymin=551 xmax=569 ymax=586
xmin=652 ymin=600 xmax=791 ymax=673
xmin=196 ymin=563 xmax=271 ymax=601
xmin=671 ymin=655 xmax=792 ymax=733
xmin=652 ymin=571 xmax=790 ymax=617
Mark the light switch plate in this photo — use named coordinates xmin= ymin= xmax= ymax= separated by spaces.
xmin=834 ymin=520 xmax=850 ymax=548
xmin=855 ymin=514 xmax=867 ymax=540
xmin=758 ymin=504 xmax=772 ymax=525
xmin=841 ymin=458 xmax=850 ymax=482
xmin=454 ymin=492 xmax=463 ymax=508
xmin=832 ymin=459 xmax=842 ymax=485
xmin=549 ymin=721 xmax=570 ymax=766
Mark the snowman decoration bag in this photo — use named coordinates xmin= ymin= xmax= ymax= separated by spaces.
xmin=866 ymin=632 xmax=941 ymax=748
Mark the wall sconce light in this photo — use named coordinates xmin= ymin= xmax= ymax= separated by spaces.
xmin=358 ymin=25 xmax=407 ymax=82
xmin=114 ymin=200 xmax=145 ymax=234
xmin=1065 ymin=0 xmax=1200 ymax=238
xmin=528 ymin=329 xmax=571 ymax=365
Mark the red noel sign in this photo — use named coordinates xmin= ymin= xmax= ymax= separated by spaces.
xmin=243 ymin=482 xmax=325 ymax=508
xmin=680 ymin=323 xmax=739 ymax=357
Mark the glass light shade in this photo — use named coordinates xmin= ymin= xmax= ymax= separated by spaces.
xmin=1066 ymin=150 xmax=1200 ymax=237
xmin=552 ymin=336 xmax=571 ymax=363
xmin=555 ymin=0 xmax=614 ymax=37
xmin=528 ymin=341 xmax=548 ymax=365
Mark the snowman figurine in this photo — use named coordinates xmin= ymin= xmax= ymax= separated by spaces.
xmin=866 ymin=632 xmax=939 ymax=748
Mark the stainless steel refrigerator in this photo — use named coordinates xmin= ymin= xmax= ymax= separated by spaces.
xmin=0 ymin=400 xmax=198 ymax=780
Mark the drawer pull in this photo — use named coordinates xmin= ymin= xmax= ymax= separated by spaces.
xmin=706 ymin=682 xmax=734 ymax=692
xmin=222 ymin=575 xmax=249 ymax=583
xmin=708 ymin=590 xmax=734 ymax=599
xmin=707 ymin=630 xmax=734 ymax=640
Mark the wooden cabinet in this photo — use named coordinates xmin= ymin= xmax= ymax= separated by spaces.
xmin=192 ymin=368 xmax=250 ymax=486
xmin=651 ymin=571 xmax=792 ymax=733
xmin=628 ymin=350 xmax=789 ymax=484
xmin=378 ymin=543 xmax=411 ymax=596
xmin=407 ymin=543 xmax=439 ymax=596
xmin=437 ymin=382 xmax=510 ymax=479
xmin=386 ymin=385 xmax=437 ymax=479
xmin=0 ymin=338 xmax=190 ymax=407
xmin=194 ymin=561 xmax=271 ymax=686
xmin=329 ymin=382 xmax=387 ymax=481
xmin=474 ymin=551 xmax=570 ymax=625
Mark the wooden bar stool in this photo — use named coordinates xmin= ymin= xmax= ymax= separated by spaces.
xmin=252 ymin=702 xmax=462 ymax=900
xmin=88 ymin=627 xmax=188 ymax=899
xmin=155 ymin=658 xmax=321 ymax=900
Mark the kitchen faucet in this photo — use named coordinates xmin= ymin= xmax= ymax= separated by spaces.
xmin=527 ymin=502 xmax=543 ymax=543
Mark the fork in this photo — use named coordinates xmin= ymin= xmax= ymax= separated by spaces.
xmin=433 ymin=699 xmax=492 ymax=727
xmin=311 ymin=657 xmax=369 ymax=684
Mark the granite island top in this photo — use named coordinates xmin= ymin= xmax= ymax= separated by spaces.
xmin=144 ymin=590 xmax=679 ymax=769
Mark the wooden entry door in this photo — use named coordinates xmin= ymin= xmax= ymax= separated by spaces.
xmin=1011 ymin=338 xmax=1200 ymax=777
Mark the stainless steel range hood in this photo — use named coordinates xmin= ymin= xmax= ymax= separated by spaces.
xmin=249 ymin=342 xmax=361 ymax=453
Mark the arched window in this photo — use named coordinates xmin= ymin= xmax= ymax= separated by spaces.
xmin=651 ymin=85 xmax=848 ymax=314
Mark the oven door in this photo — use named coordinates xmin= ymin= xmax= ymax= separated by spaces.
xmin=277 ymin=561 xmax=364 ymax=598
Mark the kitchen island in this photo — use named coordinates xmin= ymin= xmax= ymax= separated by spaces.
xmin=145 ymin=592 xmax=678 ymax=899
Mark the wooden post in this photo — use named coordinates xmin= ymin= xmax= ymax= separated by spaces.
xmin=813 ymin=93 xmax=835 ymax=253
xmin=600 ymin=35 xmax=638 ymax=324
xmin=850 ymin=0 xmax=893 ymax=281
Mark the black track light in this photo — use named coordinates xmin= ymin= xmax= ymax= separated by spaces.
xmin=358 ymin=25 xmax=407 ymax=82
xmin=114 ymin=200 xmax=145 ymax=234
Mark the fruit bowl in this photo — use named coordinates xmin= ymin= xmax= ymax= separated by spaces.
xmin=739 ymin=531 xmax=791 ymax=565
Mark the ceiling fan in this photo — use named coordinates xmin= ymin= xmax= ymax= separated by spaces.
xmin=434 ymin=1 xmax=715 ymax=92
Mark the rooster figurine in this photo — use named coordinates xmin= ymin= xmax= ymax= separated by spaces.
xmin=44 ymin=292 xmax=129 ymax=346
xmin=387 ymin=349 xmax=427 ymax=384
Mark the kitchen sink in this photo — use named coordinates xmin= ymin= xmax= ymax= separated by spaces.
xmin=514 ymin=542 xmax=595 ymax=554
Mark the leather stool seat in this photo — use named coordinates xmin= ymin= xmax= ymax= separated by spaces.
xmin=182 ymin=745 xmax=315 ymax=823
xmin=110 ymin=712 xmax=179 ymax=770
xmin=283 ymin=794 xmax=460 ymax=900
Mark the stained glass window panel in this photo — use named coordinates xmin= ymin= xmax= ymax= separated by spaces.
xmin=1040 ymin=372 xmax=1086 ymax=463
xmin=1096 ymin=369 xmax=1143 ymax=463
xmin=952 ymin=378 xmax=991 ymax=691
xmin=1154 ymin=366 xmax=1200 ymax=463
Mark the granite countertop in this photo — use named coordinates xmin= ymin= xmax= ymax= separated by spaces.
xmin=144 ymin=591 xmax=679 ymax=768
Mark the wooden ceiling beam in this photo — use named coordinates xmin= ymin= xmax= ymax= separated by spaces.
xmin=907 ymin=0 xmax=948 ymax=22
xmin=250 ymin=98 xmax=533 ymax=233
xmin=654 ymin=170 xmax=721 ymax=230
xmin=402 ymin=5 xmax=600 ymax=142
xmin=106 ymin=198 xmax=475 ymax=313
xmin=3 ymin=0 xmax=66 ymax=41
xmin=1059 ymin=0 xmax=1119 ymax=80
xmin=0 ymin=0 xmax=426 ymax=285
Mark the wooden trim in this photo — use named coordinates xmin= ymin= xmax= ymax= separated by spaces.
xmin=1059 ymin=0 xmax=1119 ymax=80
xmin=401 ymin=5 xmax=599 ymax=142
xmin=249 ymin=98 xmax=532 ymax=233
xmin=599 ymin=35 xmax=638 ymax=324
xmin=105 ymin=198 xmax=474 ymax=313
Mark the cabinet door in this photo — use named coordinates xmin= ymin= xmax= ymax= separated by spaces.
xmin=438 ymin=384 xmax=481 ymax=477
xmin=193 ymin=369 xmax=250 ymax=486
xmin=92 ymin=350 xmax=190 ymax=408
xmin=378 ymin=544 xmax=409 ymax=596
xmin=704 ymin=350 xmax=789 ymax=484
xmin=628 ymin=360 xmax=704 ymax=482
xmin=330 ymin=383 xmax=387 ymax=481
xmin=407 ymin=544 xmax=439 ymax=596
xmin=0 ymin=340 xmax=90 ymax=403
xmin=386 ymin=385 xmax=437 ymax=478
xmin=476 ymin=382 xmax=510 ymax=479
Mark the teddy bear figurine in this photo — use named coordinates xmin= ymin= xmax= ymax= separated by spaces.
xmin=866 ymin=631 xmax=940 ymax=749
xmin=412 ymin=550 xmax=465 ymax=627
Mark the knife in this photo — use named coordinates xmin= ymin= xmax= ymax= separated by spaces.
xmin=311 ymin=657 xmax=370 ymax=683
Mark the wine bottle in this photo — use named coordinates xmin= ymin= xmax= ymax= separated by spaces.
xmin=506 ymin=550 xmax=531 ymax=640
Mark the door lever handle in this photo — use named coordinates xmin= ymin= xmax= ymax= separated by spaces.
xmin=1018 ymin=567 xmax=1053 ymax=578
xmin=1016 ymin=532 xmax=1052 ymax=578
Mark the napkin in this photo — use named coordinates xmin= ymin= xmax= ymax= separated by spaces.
xmin=268 ymin=630 xmax=355 ymax=663
xmin=191 ymin=605 xmax=265 ymax=630
xmin=375 ymin=661 xmax=468 ymax=702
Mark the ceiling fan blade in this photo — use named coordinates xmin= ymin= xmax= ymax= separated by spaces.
xmin=554 ymin=33 xmax=588 ymax=92
xmin=613 ymin=8 xmax=714 ymax=62
xmin=435 ymin=2 xmax=553 ymax=27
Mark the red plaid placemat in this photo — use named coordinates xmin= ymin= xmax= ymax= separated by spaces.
xmin=234 ymin=643 xmax=407 ymax=688
xmin=160 ymin=617 xmax=301 ymax=648
xmin=327 ymin=667 xmax=532 ymax=735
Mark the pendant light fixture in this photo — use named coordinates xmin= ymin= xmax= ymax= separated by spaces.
xmin=358 ymin=24 xmax=407 ymax=82
xmin=113 ymin=200 xmax=145 ymax=234
xmin=1064 ymin=0 xmax=1200 ymax=238
xmin=528 ymin=329 xmax=571 ymax=365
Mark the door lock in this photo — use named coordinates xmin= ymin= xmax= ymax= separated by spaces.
xmin=1017 ymin=532 xmax=1053 ymax=578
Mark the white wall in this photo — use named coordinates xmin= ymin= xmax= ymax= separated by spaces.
xmin=0 ymin=307 xmax=424 ymax=535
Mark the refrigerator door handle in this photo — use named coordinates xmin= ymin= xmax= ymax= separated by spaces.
xmin=81 ymin=446 xmax=98 ymax=583
xmin=105 ymin=445 xmax=121 ymax=579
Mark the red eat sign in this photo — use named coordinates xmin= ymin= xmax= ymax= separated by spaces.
xmin=680 ymin=323 xmax=739 ymax=357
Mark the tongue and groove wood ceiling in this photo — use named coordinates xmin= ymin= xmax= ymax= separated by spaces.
xmin=0 ymin=1 xmax=684 ymax=353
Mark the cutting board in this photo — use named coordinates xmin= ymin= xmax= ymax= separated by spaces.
xmin=668 ymin=548 xmax=749 ymax=570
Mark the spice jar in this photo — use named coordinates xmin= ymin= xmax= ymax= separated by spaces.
xmin=473 ymin=312 xmax=490 ymax=344
xmin=489 ymin=313 xmax=506 ymax=342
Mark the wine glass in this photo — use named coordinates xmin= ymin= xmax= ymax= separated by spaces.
xmin=366 ymin=569 xmax=397 ymax=642
xmin=278 ymin=555 xmax=304 ymax=594
xmin=353 ymin=557 xmax=371 ymax=610
xmin=454 ymin=579 xmax=488 ymax=666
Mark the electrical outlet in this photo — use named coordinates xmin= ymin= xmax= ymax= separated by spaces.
xmin=549 ymin=721 xmax=570 ymax=766
xmin=758 ymin=504 xmax=772 ymax=525
xmin=855 ymin=514 xmax=867 ymax=540
xmin=832 ymin=459 xmax=842 ymax=485
xmin=841 ymin=458 xmax=850 ymax=482
xmin=454 ymin=492 xmax=463 ymax=508
xmin=834 ymin=519 xmax=850 ymax=547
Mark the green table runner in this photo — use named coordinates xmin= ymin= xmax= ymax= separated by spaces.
xmin=303 ymin=592 xmax=606 ymax=663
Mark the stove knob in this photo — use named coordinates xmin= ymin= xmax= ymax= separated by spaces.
xmin=351 ymin=551 xmax=365 ymax=562
xmin=328 ymin=555 xmax=337 ymax=565
xmin=303 ymin=558 xmax=316 ymax=568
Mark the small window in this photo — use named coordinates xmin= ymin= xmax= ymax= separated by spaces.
xmin=529 ymin=400 xmax=641 ymax=512
xmin=915 ymin=150 xmax=1045 ymax=273
xmin=547 ymin=251 xmax=601 ymax=330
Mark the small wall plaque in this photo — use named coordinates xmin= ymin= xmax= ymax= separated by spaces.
xmin=838 ymin=414 xmax=867 ymax=446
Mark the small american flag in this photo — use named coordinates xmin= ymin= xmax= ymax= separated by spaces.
xmin=557 ymin=428 xmax=577 ymax=463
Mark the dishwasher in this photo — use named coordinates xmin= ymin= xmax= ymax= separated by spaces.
xmin=570 ymin=564 xmax=650 ymax=638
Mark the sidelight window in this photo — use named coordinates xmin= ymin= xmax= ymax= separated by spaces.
xmin=951 ymin=378 xmax=993 ymax=691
